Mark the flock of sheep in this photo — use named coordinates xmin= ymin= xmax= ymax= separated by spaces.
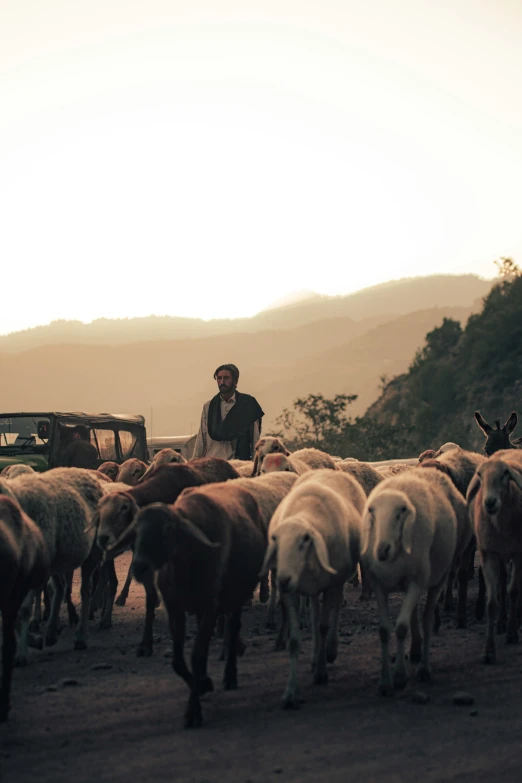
xmin=1 ymin=409 xmax=521 ymax=729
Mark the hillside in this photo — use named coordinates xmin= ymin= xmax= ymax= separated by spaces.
xmin=0 ymin=273 xmax=492 ymax=352
xmin=0 ymin=305 xmax=477 ymax=437
xmin=363 ymin=269 xmax=522 ymax=454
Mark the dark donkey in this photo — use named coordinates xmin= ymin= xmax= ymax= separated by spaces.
xmin=474 ymin=411 xmax=522 ymax=456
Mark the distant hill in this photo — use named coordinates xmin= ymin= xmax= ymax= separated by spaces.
xmin=0 ymin=274 xmax=493 ymax=352
xmin=0 ymin=304 xmax=478 ymax=438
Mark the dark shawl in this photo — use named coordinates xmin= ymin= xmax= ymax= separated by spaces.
xmin=207 ymin=391 xmax=264 ymax=460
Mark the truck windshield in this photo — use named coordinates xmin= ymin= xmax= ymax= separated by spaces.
xmin=0 ymin=415 xmax=51 ymax=452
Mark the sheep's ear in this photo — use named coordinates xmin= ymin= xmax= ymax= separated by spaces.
xmin=475 ymin=411 xmax=492 ymax=434
xmin=177 ymin=512 xmax=220 ymax=548
xmin=259 ymin=539 xmax=277 ymax=577
xmin=251 ymin=451 xmax=260 ymax=477
xmin=84 ymin=510 xmax=100 ymax=534
xmin=0 ymin=480 xmax=17 ymax=500
xmin=401 ymin=506 xmax=416 ymax=556
xmin=507 ymin=465 xmax=522 ymax=492
xmin=105 ymin=516 xmax=139 ymax=552
xmin=310 ymin=530 xmax=337 ymax=575
xmin=504 ymin=412 xmax=518 ymax=435
xmin=466 ymin=472 xmax=481 ymax=504
xmin=278 ymin=440 xmax=290 ymax=456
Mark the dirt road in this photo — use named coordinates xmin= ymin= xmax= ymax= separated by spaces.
xmin=2 ymin=553 xmax=521 ymax=783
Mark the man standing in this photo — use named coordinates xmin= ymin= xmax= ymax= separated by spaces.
xmin=192 ymin=364 xmax=264 ymax=460
xmin=60 ymin=425 xmax=99 ymax=469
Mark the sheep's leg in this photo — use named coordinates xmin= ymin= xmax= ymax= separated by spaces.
xmin=266 ymin=569 xmax=278 ymax=630
xmin=274 ymin=595 xmax=288 ymax=651
xmin=496 ymin=558 xmax=508 ymax=634
xmin=74 ymin=552 xmax=98 ymax=651
xmin=281 ymin=591 xmax=301 ymax=708
xmin=65 ymin=569 xmax=79 ymax=626
xmin=410 ymin=604 xmax=422 ymax=663
xmin=14 ymin=590 xmax=37 ymax=667
xmin=393 ymin=582 xmax=423 ymax=691
xmin=476 ymin=566 xmax=486 ymax=620
xmin=310 ymin=594 xmax=320 ymax=670
xmin=314 ymin=589 xmax=336 ymax=685
xmin=456 ymin=545 xmax=472 ymax=629
xmin=259 ymin=574 xmax=270 ymax=604
xmin=115 ymin=561 xmax=133 ymax=607
xmin=326 ymin=585 xmax=343 ymax=664
xmin=99 ymin=560 xmax=118 ymax=630
xmin=433 ymin=603 xmax=441 ymax=634
xmin=506 ymin=554 xmax=522 ymax=644
xmin=136 ymin=571 xmax=158 ymax=657
xmin=359 ymin=562 xmax=372 ymax=601
xmin=45 ymin=574 xmax=66 ymax=647
xmin=186 ymin=607 xmax=217 ymax=729
xmin=299 ymin=595 xmax=310 ymax=630
xmin=374 ymin=584 xmax=393 ymax=696
xmin=30 ymin=588 xmax=43 ymax=631
xmin=417 ymin=583 xmax=443 ymax=681
xmin=168 ymin=602 xmax=193 ymax=688
xmin=443 ymin=565 xmax=455 ymax=611
xmin=481 ymin=550 xmax=499 ymax=664
xmin=1 ymin=603 xmax=22 ymax=722
xmin=223 ymin=609 xmax=242 ymax=690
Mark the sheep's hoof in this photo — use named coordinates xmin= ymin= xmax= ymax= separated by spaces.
xmin=115 ymin=594 xmax=127 ymax=607
xmin=136 ymin=644 xmax=153 ymax=658
xmin=74 ymin=639 xmax=87 ymax=651
xmin=393 ymin=670 xmax=408 ymax=691
xmin=98 ymin=617 xmax=112 ymax=631
xmin=200 ymin=675 xmax=214 ymax=696
xmin=184 ymin=705 xmax=203 ymax=729
xmin=45 ymin=632 xmax=59 ymax=648
xmin=313 ymin=670 xmax=328 ymax=686
xmin=482 ymin=649 xmax=496 ymax=665
xmin=506 ymin=630 xmax=519 ymax=645
xmin=282 ymin=692 xmax=299 ymax=709
xmin=416 ymin=664 xmax=432 ymax=682
xmin=378 ymin=682 xmax=394 ymax=697
xmin=496 ymin=619 xmax=507 ymax=634
xmin=27 ymin=632 xmax=43 ymax=650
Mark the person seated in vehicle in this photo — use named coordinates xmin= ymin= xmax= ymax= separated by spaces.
xmin=60 ymin=425 xmax=98 ymax=469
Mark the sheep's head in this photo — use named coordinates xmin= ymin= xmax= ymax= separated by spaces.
xmin=361 ymin=489 xmax=416 ymax=563
xmin=418 ymin=449 xmax=437 ymax=463
xmin=260 ymin=520 xmax=335 ymax=592
xmin=92 ymin=491 xmax=139 ymax=553
xmin=252 ymin=437 xmax=290 ymax=475
xmin=260 ymin=453 xmax=296 ymax=475
xmin=467 ymin=457 xmax=522 ymax=518
xmin=132 ymin=502 xmax=218 ymax=583
xmin=153 ymin=448 xmax=187 ymax=466
xmin=117 ymin=458 xmax=148 ymax=486
xmin=97 ymin=462 xmax=119 ymax=481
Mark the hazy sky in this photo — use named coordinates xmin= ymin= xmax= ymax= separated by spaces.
xmin=2 ymin=0 xmax=522 ymax=335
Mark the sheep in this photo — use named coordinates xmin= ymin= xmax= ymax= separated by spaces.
xmin=361 ymin=469 xmax=461 ymax=694
xmin=0 ymin=495 xmax=51 ymax=722
xmin=92 ymin=458 xmax=240 ymax=657
xmin=251 ymin=436 xmax=290 ymax=476
xmin=376 ymin=463 xmax=414 ymax=478
xmin=98 ymin=461 xmax=120 ymax=481
xmin=235 ymin=462 xmax=256 ymax=477
xmin=291 ymin=447 xmax=338 ymax=471
xmin=0 ymin=469 xmax=100 ymax=656
xmin=418 ymin=450 xmax=437 ymax=463
xmin=466 ymin=449 xmax=522 ymax=664
xmin=474 ymin=410 xmax=522 ymax=456
xmin=131 ymin=482 xmax=266 ymax=728
xmin=1 ymin=464 xmax=35 ymax=479
xmin=434 ymin=442 xmax=461 ymax=456
xmin=117 ymin=458 xmax=148 ymax=485
xmin=261 ymin=453 xmax=311 ymax=476
xmin=259 ymin=470 xmax=365 ymax=708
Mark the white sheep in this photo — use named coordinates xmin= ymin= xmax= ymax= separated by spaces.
xmin=117 ymin=458 xmax=148 ymax=485
xmin=259 ymin=469 xmax=365 ymax=708
xmin=0 ymin=469 xmax=101 ymax=658
xmin=260 ymin=453 xmax=311 ymax=476
xmin=251 ymin=436 xmax=290 ymax=475
xmin=291 ymin=447 xmax=339 ymax=471
xmin=0 ymin=464 xmax=35 ymax=479
xmin=361 ymin=469 xmax=460 ymax=694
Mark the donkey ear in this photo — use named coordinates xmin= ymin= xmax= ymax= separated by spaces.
xmin=504 ymin=412 xmax=518 ymax=435
xmin=475 ymin=411 xmax=492 ymax=434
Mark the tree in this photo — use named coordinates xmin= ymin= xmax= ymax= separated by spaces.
xmin=274 ymin=392 xmax=357 ymax=450
xmin=494 ymin=257 xmax=521 ymax=280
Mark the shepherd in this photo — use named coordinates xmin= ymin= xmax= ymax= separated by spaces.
xmin=192 ymin=364 xmax=264 ymax=460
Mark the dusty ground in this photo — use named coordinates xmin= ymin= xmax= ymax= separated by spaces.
xmin=2 ymin=552 xmax=522 ymax=783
